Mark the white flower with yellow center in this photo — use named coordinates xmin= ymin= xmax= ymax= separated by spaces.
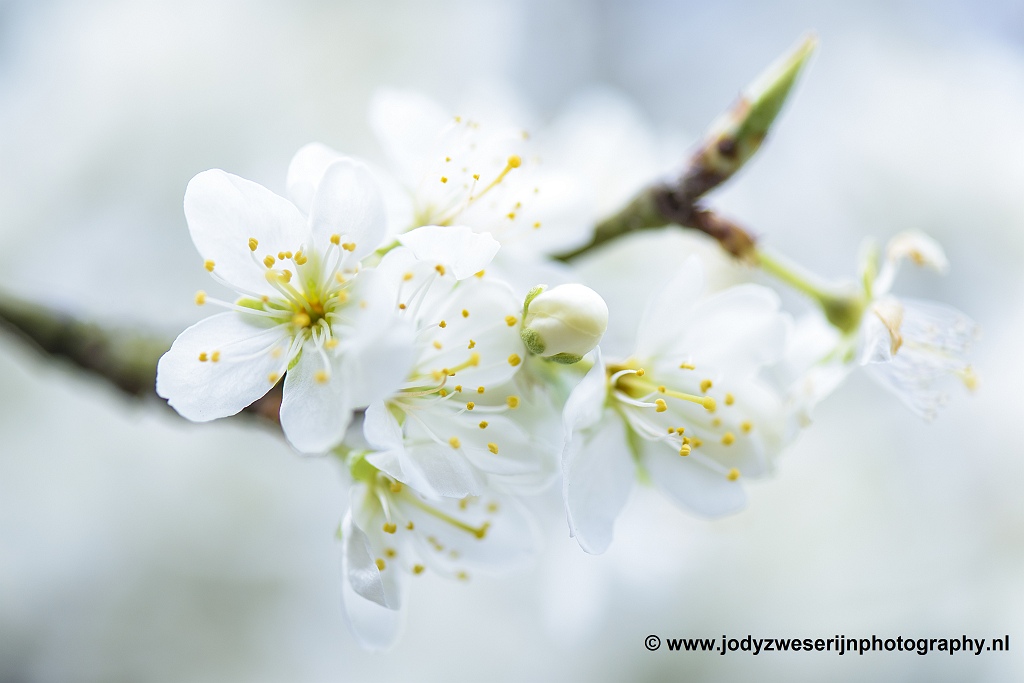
xmin=858 ymin=231 xmax=979 ymax=420
xmin=561 ymin=257 xmax=791 ymax=554
xmin=157 ymin=156 xmax=416 ymax=453
xmin=360 ymin=227 xmax=558 ymax=498
xmin=341 ymin=457 xmax=537 ymax=650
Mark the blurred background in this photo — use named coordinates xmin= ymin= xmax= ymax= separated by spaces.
xmin=1 ymin=0 xmax=1023 ymax=680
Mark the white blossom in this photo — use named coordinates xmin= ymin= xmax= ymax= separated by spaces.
xmin=561 ymin=257 xmax=792 ymax=554
xmin=521 ymin=283 xmax=609 ymax=363
xmin=157 ymin=154 xmax=416 ymax=453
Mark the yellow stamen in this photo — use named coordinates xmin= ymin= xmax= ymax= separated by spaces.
xmin=198 ymin=352 xmax=208 ymax=362
xmin=342 ymin=242 xmax=356 ymax=252
xmin=462 ymin=309 xmax=469 ymax=318
xmin=466 ymin=402 xmax=475 ymax=410
xmin=477 ymin=386 xmax=485 ymax=394
xmin=727 ymin=468 xmax=740 ymax=481
xmin=194 ymin=291 xmax=207 ymax=306
xmin=403 ymin=272 xmax=413 ymax=281
xmin=435 ymin=264 xmax=446 ymax=276
xmin=721 ymin=432 xmax=735 ymax=446
xmin=263 ymin=255 xmax=275 ymax=268
xmin=508 ymin=354 xmax=521 ymax=367
xmin=441 ymin=176 xmax=448 ymax=183
xmin=507 ymin=154 xmax=522 ymax=168
xmin=324 ymin=338 xmax=339 ymax=350
xmin=724 ymin=393 xmax=735 ymax=406
xmin=210 ymin=351 xmax=221 ymax=363
xmin=474 ymin=270 xmax=485 ymax=278
xmin=505 ymin=315 xmax=517 ymax=327
xmin=390 ymin=481 xmax=403 ymax=493
xmin=487 ymin=443 xmax=499 ymax=454
xmin=479 ymin=421 xmax=488 ymax=429
xmin=700 ymin=379 xmax=713 ymax=392
xmin=314 ymin=370 xmax=329 ymax=384
xmin=449 ymin=436 xmax=461 ymax=449
xmin=248 ymin=237 xmax=259 ymax=251
xmin=679 ymin=444 xmax=691 ymax=456
xmin=506 ymin=396 xmax=520 ymax=408
xmin=385 ymin=548 xmax=397 ymax=558
xmin=330 ymin=234 xmax=341 ymax=245
xmin=268 ymin=373 xmax=280 ymax=384
xmin=375 ymin=558 xmax=386 ymax=570
xmin=655 ymin=398 xmax=667 ymax=412
xmin=413 ymin=564 xmax=425 ymax=575
xmin=292 ymin=313 xmax=311 ymax=328
xmin=468 ymin=339 xmax=476 ymax=349
xmin=204 ymin=260 xmax=215 ymax=272
xmin=439 ymin=320 xmax=447 ymax=328
xmin=740 ymin=421 xmax=753 ymax=434
xmin=433 ymin=340 xmax=443 ymax=350
xmin=679 ymin=362 xmax=695 ymax=370
xmin=382 ymin=522 xmax=397 ymax=534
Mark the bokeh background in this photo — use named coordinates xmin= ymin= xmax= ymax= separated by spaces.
xmin=2 ymin=0 xmax=1023 ymax=681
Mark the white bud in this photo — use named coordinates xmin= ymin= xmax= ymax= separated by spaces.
xmin=521 ymin=284 xmax=609 ymax=364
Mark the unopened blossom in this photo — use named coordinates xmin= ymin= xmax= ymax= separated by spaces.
xmin=521 ymin=283 xmax=609 ymax=363
xmin=561 ymin=257 xmax=792 ymax=554
xmin=360 ymin=227 xmax=558 ymax=498
xmin=341 ymin=457 xmax=537 ymax=650
xmin=157 ymin=155 xmax=415 ymax=453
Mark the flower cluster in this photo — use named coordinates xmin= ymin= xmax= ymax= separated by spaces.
xmin=156 ymin=89 xmax=977 ymax=649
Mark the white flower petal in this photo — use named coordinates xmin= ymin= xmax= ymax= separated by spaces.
xmin=399 ymin=225 xmax=500 ymax=280
xmin=369 ymin=88 xmax=452 ymax=186
xmin=342 ymin=511 xmax=393 ymax=608
xmin=279 ymin=347 xmax=353 ymax=454
xmin=634 ymin=256 xmax=704 ymax=359
xmin=308 ymin=158 xmax=388 ymax=261
xmin=286 ymin=142 xmax=344 ymax=214
xmin=642 ymin=442 xmax=747 ymax=518
xmin=184 ymin=170 xmax=309 ymax=296
xmin=156 ymin=313 xmax=290 ymax=422
xmin=562 ymin=348 xmax=608 ymax=434
xmin=340 ymin=566 xmax=404 ymax=652
xmin=562 ymin=415 xmax=633 ymax=555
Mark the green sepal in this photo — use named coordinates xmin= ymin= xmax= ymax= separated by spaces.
xmin=521 ymin=327 xmax=546 ymax=355
xmin=546 ymin=352 xmax=583 ymax=365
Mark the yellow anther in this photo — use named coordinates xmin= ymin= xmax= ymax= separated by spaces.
xmin=263 ymin=255 xmax=275 ymax=268
xmin=449 ymin=436 xmax=461 ymax=449
xmin=271 ymin=347 xmax=283 ymax=359
xmin=413 ymin=564 xmax=425 ymax=575
xmin=468 ymin=352 xmax=480 ymax=366
xmin=403 ymin=272 xmax=414 ymax=281
xmin=292 ymin=312 xmax=311 ymax=328
xmin=294 ymin=251 xmax=307 ymax=265
xmin=342 ymin=242 xmax=356 ymax=252
xmin=406 ymin=521 xmax=414 ymax=530
xmin=314 ymin=370 xmax=329 ymax=384
xmin=468 ymin=339 xmax=476 ymax=349
xmin=488 ymin=443 xmax=499 ymax=454
xmin=435 ymin=264 xmax=447 ymax=275
xmin=382 ymin=522 xmax=397 ymax=534
xmin=375 ymin=558 xmax=386 ymax=571
xmin=676 ymin=426 xmax=685 ymax=434
xmin=657 ymin=385 xmax=666 ymax=393
xmin=682 ymin=436 xmax=691 ymax=445
xmin=479 ymin=421 xmax=488 ymax=429
xmin=477 ymin=386 xmax=485 ymax=394
xmin=399 ymin=303 xmax=407 ymax=310
xmin=667 ymin=427 xmax=675 ymax=434
xmin=506 ymin=396 xmax=520 ymax=408
xmin=486 ymin=502 xmax=499 ymax=513
xmin=194 ymin=291 xmax=207 ymax=306
xmin=268 ymin=373 xmax=280 ymax=384
xmin=702 ymin=397 xmax=717 ymax=412
xmin=740 ymin=421 xmax=753 ymax=434
xmin=507 ymin=154 xmax=522 ymax=168
xmin=533 ymin=221 xmax=541 ymax=229
xmin=505 ymin=315 xmax=517 ymax=326
xmin=441 ymin=176 xmax=449 ymax=183
xmin=439 ymin=389 xmax=448 ymax=397
xmin=462 ymin=309 xmax=470 ymax=318
xmin=439 ymin=320 xmax=447 ymax=328
xmin=248 ymin=237 xmax=259 ymax=251
xmin=385 ymin=548 xmax=397 ymax=558
xmin=474 ymin=270 xmax=485 ymax=278
xmin=211 ymin=351 xmax=221 ymax=363
xmin=335 ymin=273 xmax=346 ymax=284
xmin=727 ymin=468 xmax=740 ymax=481
xmin=466 ymin=402 xmax=475 ymax=410
xmin=721 ymin=432 xmax=735 ymax=446
xmin=454 ymin=385 xmax=462 ymax=392
xmin=700 ymin=379 xmax=713 ymax=393
xmin=458 ymin=498 xmax=468 ymax=510
xmin=636 ymin=369 xmax=645 ymax=377
xmin=724 ymin=393 xmax=735 ymax=406
xmin=201 ymin=260 xmax=214 ymax=272
xmin=692 ymin=437 xmax=704 ymax=448
xmin=280 ymin=269 xmax=292 ymax=283
xmin=679 ymin=362 xmax=695 ymax=370
xmin=655 ymin=398 xmax=667 ymax=412
xmin=507 ymin=212 xmax=516 ymax=220
xmin=679 ymin=444 xmax=691 ymax=456
xmin=276 ymin=251 xmax=285 ymax=260
xmin=433 ymin=340 xmax=443 ymax=350
xmin=961 ymin=366 xmax=979 ymax=391
xmin=389 ymin=481 xmax=403 ymax=493
xmin=712 ymin=418 xmax=722 ymax=427
xmin=198 ymin=352 xmax=208 ymax=362
xmin=324 ymin=338 xmax=339 ymax=350
xmin=445 ymin=156 xmax=452 ymax=162
xmin=456 ymin=571 xmax=469 ymax=581
xmin=508 ymin=354 xmax=521 ymax=367
xmin=330 ymin=234 xmax=341 ymax=245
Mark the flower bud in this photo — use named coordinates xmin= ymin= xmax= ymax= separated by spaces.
xmin=520 ymin=284 xmax=609 ymax=364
